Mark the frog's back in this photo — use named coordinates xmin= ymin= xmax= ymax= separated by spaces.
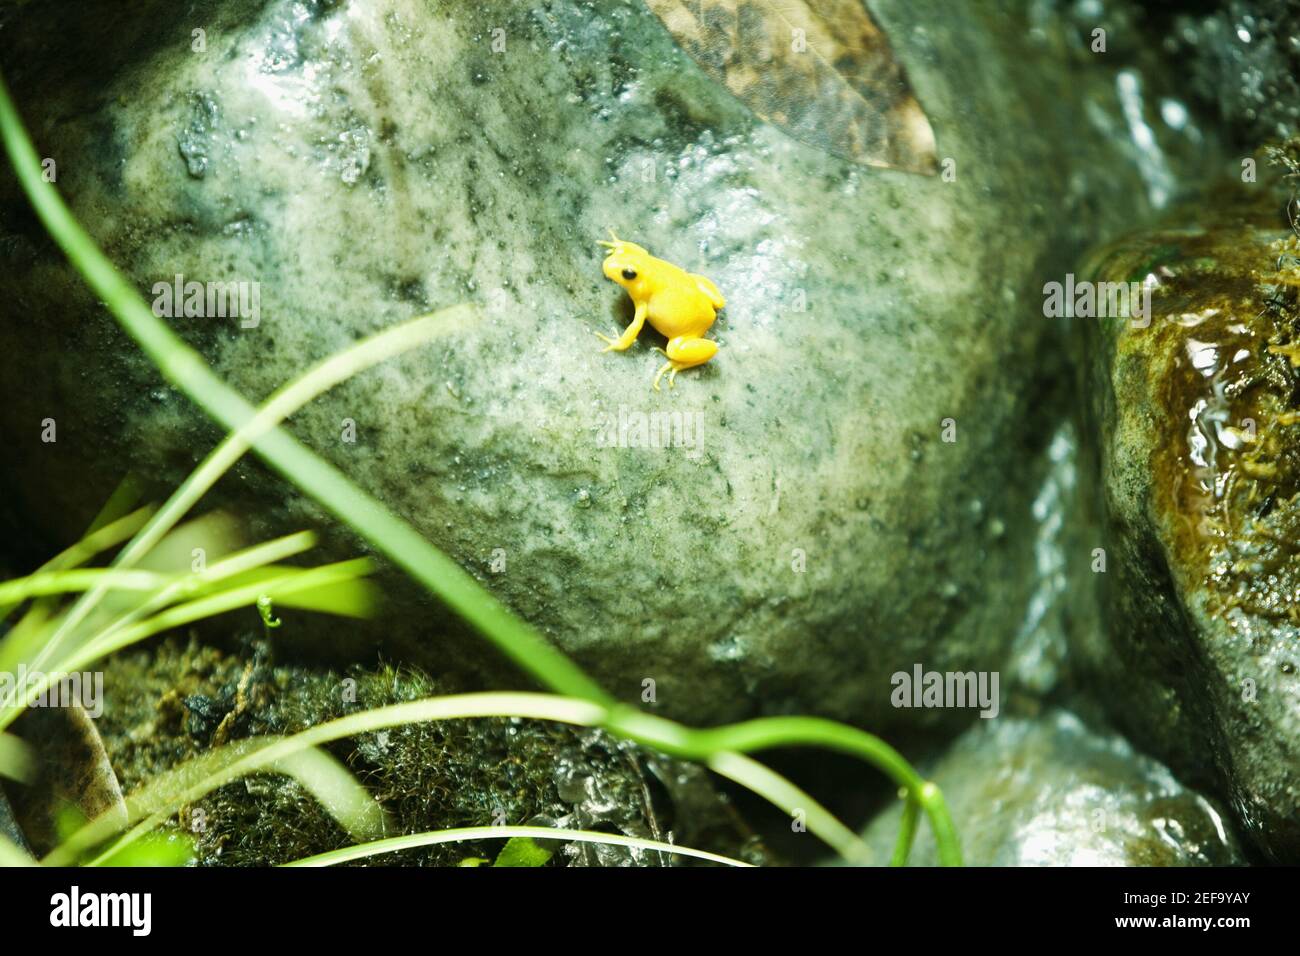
xmin=647 ymin=284 xmax=716 ymax=337
xmin=646 ymin=260 xmax=719 ymax=337
xmin=692 ymin=273 xmax=725 ymax=310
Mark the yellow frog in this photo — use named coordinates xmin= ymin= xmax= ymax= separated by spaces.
xmin=595 ymin=233 xmax=725 ymax=390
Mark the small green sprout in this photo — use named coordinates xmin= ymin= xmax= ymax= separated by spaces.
xmin=256 ymin=595 xmax=282 ymax=629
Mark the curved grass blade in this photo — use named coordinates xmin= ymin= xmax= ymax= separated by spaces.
xmin=57 ymin=693 xmax=873 ymax=867
xmin=0 ymin=569 xmax=177 ymax=606
xmin=47 ymin=736 xmax=389 ymax=867
xmin=0 ymin=732 xmax=36 ymax=784
xmin=284 ymin=824 xmax=752 ymax=868
xmin=0 ymin=507 xmax=154 ymax=623
xmin=27 ymin=307 xmax=478 ymax=693
xmin=0 ymin=833 xmax=35 ymax=867
xmin=0 ymin=559 xmax=376 ymax=731
xmin=0 ymin=74 xmax=956 ymax=867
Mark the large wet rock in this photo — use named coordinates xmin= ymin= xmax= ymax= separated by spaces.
xmin=0 ymin=0 xmax=1207 ymax=726
xmin=862 ymin=708 xmax=1245 ymax=866
xmin=1077 ymin=196 xmax=1300 ymax=861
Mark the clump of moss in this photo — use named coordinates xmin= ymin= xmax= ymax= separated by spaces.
xmin=1118 ymin=206 xmax=1300 ymax=625
xmin=95 ymin=633 xmax=772 ymax=866
xmin=1211 ymin=225 xmax=1300 ymax=624
xmin=1264 ymin=136 xmax=1300 ymax=186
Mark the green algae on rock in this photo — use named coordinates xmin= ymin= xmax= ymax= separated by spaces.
xmin=1078 ymin=196 xmax=1300 ymax=860
xmin=860 ymin=708 xmax=1245 ymax=866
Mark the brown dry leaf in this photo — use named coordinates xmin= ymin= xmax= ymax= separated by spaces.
xmin=645 ymin=0 xmax=938 ymax=174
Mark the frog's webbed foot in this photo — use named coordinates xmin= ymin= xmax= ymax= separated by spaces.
xmin=595 ymin=330 xmax=626 ymax=352
xmin=651 ymin=337 xmax=717 ymax=390
xmin=652 ymin=358 xmax=678 ymax=392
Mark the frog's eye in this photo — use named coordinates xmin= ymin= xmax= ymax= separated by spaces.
xmin=621 ymin=268 xmax=637 ymax=280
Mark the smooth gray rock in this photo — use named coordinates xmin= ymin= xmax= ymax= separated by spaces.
xmin=0 ymin=0 xmax=1208 ymax=726
xmin=862 ymin=709 xmax=1246 ymax=866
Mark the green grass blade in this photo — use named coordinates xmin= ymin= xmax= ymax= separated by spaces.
xmin=46 ymin=735 xmax=390 ymax=867
xmin=604 ymin=707 xmax=960 ymax=866
xmin=0 ymin=533 xmax=320 ymax=734
xmin=35 ymin=308 xmax=477 ymax=682
xmin=259 ymin=748 xmax=390 ymax=845
xmin=0 ymin=72 xmax=609 ymax=707
xmin=84 ymin=475 xmax=145 ymax=536
xmin=890 ymin=793 xmax=922 ymax=866
xmin=706 ymin=750 xmax=873 ymax=864
xmin=65 ymin=559 xmax=377 ymax=669
xmin=0 ymin=833 xmax=36 ymax=867
xmin=0 ymin=559 xmax=377 ymax=731
xmin=0 ymin=507 xmax=154 ymax=623
xmin=284 ymin=825 xmax=752 ymax=868
xmin=83 ymin=531 xmax=320 ymax=663
xmin=0 ymin=72 xmax=959 ymax=867
xmin=0 ymin=732 xmax=36 ymax=784
xmin=51 ymin=693 xmax=873 ymax=867
xmin=0 ymin=568 xmax=177 ymax=606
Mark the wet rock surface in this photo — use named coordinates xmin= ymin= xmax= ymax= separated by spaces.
xmin=1077 ymin=196 xmax=1300 ymax=860
xmin=862 ymin=708 xmax=1246 ymax=866
xmin=1170 ymin=0 xmax=1300 ymax=145
xmin=0 ymin=0 xmax=1209 ymax=730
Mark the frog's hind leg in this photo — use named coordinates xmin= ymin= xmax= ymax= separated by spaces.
xmin=652 ymin=335 xmax=718 ymax=391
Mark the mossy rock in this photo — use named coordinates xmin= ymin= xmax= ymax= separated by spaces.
xmin=75 ymin=635 xmax=771 ymax=866
xmin=1077 ymin=188 xmax=1300 ymax=860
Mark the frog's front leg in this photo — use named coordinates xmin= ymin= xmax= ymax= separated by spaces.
xmin=652 ymin=335 xmax=718 ymax=391
xmin=595 ymin=301 xmax=647 ymax=352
